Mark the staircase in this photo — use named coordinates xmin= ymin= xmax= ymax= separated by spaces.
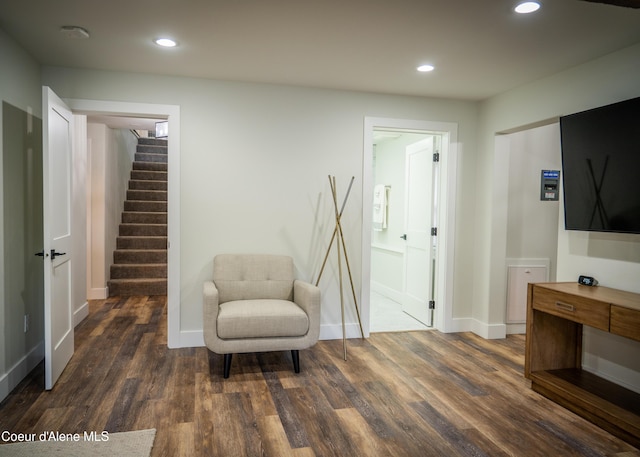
xmin=108 ymin=137 xmax=168 ymax=296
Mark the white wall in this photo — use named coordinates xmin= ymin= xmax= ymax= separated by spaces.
xmin=87 ymin=123 xmax=107 ymax=298
xmin=497 ymin=124 xmax=562 ymax=334
xmin=505 ymin=123 xmax=561 ymax=275
xmin=478 ymin=42 xmax=640 ymax=327
xmin=480 ymin=43 xmax=640 ymax=388
xmin=0 ymin=27 xmax=43 ymax=400
xmin=72 ymin=115 xmax=88 ymax=323
xmin=87 ymin=123 xmax=136 ymax=299
xmin=41 ymin=66 xmax=479 ymax=339
xmin=106 ymin=128 xmax=137 ymax=272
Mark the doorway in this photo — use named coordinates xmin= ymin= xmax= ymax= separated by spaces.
xmin=84 ymin=114 xmax=165 ymax=300
xmin=370 ymin=131 xmax=437 ymax=332
xmin=65 ymin=98 xmax=182 ymax=348
xmin=362 ymin=117 xmax=458 ymax=336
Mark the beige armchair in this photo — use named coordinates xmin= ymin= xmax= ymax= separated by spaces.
xmin=203 ymin=254 xmax=321 ymax=378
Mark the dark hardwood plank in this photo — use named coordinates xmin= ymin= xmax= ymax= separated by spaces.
xmin=103 ymin=377 xmax=141 ymax=431
xmin=286 ymin=384 xmax=360 ymax=457
xmin=209 ymin=392 xmax=262 ymax=457
xmin=356 ymin=380 xmax=453 ymax=457
xmin=261 ymin=371 xmax=310 ymax=449
xmin=409 ymin=400 xmax=490 ymax=457
xmin=333 ymin=407 xmax=395 ymax=457
xmin=0 ymin=296 xmax=638 ymax=457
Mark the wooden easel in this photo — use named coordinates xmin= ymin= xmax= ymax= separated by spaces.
xmin=315 ymin=175 xmax=364 ymax=360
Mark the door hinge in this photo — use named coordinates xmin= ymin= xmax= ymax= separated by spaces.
xmin=428 ymin=300 xmax=436 ymax=309
xmin=433 ymin=152 xmax=440 ymax=162
xmin=431 ymin=227 xmax=438 ymax=236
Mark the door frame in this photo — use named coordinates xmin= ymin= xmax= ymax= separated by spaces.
xmin=362 ymin=117 xmax=458 ymax=335
xmin=65 ymin=98 xmax=183 ymax=348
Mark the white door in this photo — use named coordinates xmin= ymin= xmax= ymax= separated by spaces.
xmin=43 ymin=87 xmax=74 ymax=390
xmin=402 ymin=137 xmax=436 ymax=325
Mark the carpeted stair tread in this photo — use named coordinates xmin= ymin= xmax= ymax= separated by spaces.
xmin=119 ymin=223 xmax=167 ymax=236
xmin=122 ymin=211 xmax=167 ymax=224
xmin=137 ymin=143 xmax=168 ymax=154
xmin=127 ymin=189 xmax=168 ymax=202
xmin=108 ymin=278 xmax=167 ymax=296
xmin=131 ymin=169 xmax=168 ymax=180
xmin=138 ymin=137 xmax=167 ymax=146
xmin=110 ymin=263 xmax=167 ymax=279
xmin=133 ymin=161 xmax=167 ymax=172
xmin=117 ymin=236 xmax=167 ymax=249
xmin=138 ymin=137 xmax=167 ymax=145
xmin=114 ymin=249 xmax=167 ymax=264
xmin=129 ymin=179 xmax=167 ymax=191
xmin=124 ymin=200 xmax=167 ymax=212
xmin=135 ymin=152 xmax=168 ymax=163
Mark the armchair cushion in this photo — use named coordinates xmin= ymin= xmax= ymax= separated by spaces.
xmin=217 ymin=299 xmax=309 ymax=339
xmin=213 ymin=254 xmax=294 ymax=303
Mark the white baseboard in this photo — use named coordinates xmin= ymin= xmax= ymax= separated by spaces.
xmin=0 ymin=341 xmax=44 ymax=402
xmin=370 ymin=281 xmax=403 ymax=304
xmin=449 ymin=317 xmax=473 ymax=333
xmin=171 ymin=320 xmax=506 ymax=348
xmin=173 ymin=330 xmax=205 ymax=348
xmin=74 ymin=301 xmax=89 ymax=327
xmin=168 ymin=324 xmax=363 ymax=349
xmin=87 ymin=287 xmax=108 ymax=300
xmin=471 ymin=319 xmax=507 ymax=339
xmin=319 ymin=323 xmax=364 ymax=340
xmin=448 ymin=317 xmax=506 ymax=339
xmin=506 ymin=323 xmax=526 ymax=335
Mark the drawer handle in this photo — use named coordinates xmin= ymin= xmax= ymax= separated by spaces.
xmin=555 ymin=301 xmax=575 ymax=312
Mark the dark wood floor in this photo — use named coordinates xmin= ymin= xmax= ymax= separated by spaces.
xmin=1 ymin=296 xmax=638 ymax=456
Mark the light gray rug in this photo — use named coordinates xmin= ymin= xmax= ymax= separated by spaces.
xmin=0 ymin=429 xmax=156 ymax=457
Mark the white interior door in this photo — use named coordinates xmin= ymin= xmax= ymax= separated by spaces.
xmin=43 ymin=86 xmax=74 ymax=390
xmin=402 ymin=137 xmax=435 ymax=325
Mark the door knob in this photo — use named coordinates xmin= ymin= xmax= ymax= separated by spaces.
xmin=35 ymin=250 xmax=47 ymax=258
xmin=51 ymin=249 xmax=67 ymax=260
xmin=400 ymin=234 xmax=407 ymax=240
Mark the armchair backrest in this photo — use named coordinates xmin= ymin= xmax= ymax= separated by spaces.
xmin=213 ymin=254 xmax=294 ymax=303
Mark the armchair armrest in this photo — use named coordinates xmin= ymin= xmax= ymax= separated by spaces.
xmin=293 ymin=280 xmax=321 ymax=325
xmin=203 ymin=280 xmax=220 ymax=345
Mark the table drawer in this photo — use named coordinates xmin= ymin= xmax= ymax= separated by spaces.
xmin=611 ymin=305 xmax=640 ymax=342
xmin=533 ymin=287 xmax=610 ymax=331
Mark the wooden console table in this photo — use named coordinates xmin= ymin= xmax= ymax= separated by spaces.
xmin=525 ymin=282 xmax=640 ymax=447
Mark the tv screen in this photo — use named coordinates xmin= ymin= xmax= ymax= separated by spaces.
xmin=560 ymin=96 xmax=640 ymax=234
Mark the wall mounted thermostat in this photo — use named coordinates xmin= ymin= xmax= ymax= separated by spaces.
xmin=540 ymin=170 xmax=560 ymax=201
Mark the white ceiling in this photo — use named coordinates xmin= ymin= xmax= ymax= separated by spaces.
xmin=1 ymin=0 xmax=640 ymax=101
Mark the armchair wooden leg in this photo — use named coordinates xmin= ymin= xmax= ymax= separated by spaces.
xmin=223 ymin=354 xmax=232 ymax=378
xmin=291 ymin=350 xmax=300 ymax=373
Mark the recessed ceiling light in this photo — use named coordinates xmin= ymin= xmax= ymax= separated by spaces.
xmin=515 ymin=2 xmax=541 ymax=14
xmin=154 ymin=38 xmax=177 ymax=48
xmin=417 ymin=64 xmax=435 ymax=73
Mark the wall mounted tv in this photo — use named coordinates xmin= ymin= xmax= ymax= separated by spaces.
xmin=560 ymin=96 xmax=640 ymax=234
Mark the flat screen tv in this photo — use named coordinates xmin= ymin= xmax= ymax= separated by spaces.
xmin=560 ymin=96 xmax=640 ymax=234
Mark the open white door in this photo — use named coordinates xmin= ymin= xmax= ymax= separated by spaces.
xmin=402 ymin=137 xmax=435 ymax=326
xmin=43 ymin=87 xmax=74 ymax=390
